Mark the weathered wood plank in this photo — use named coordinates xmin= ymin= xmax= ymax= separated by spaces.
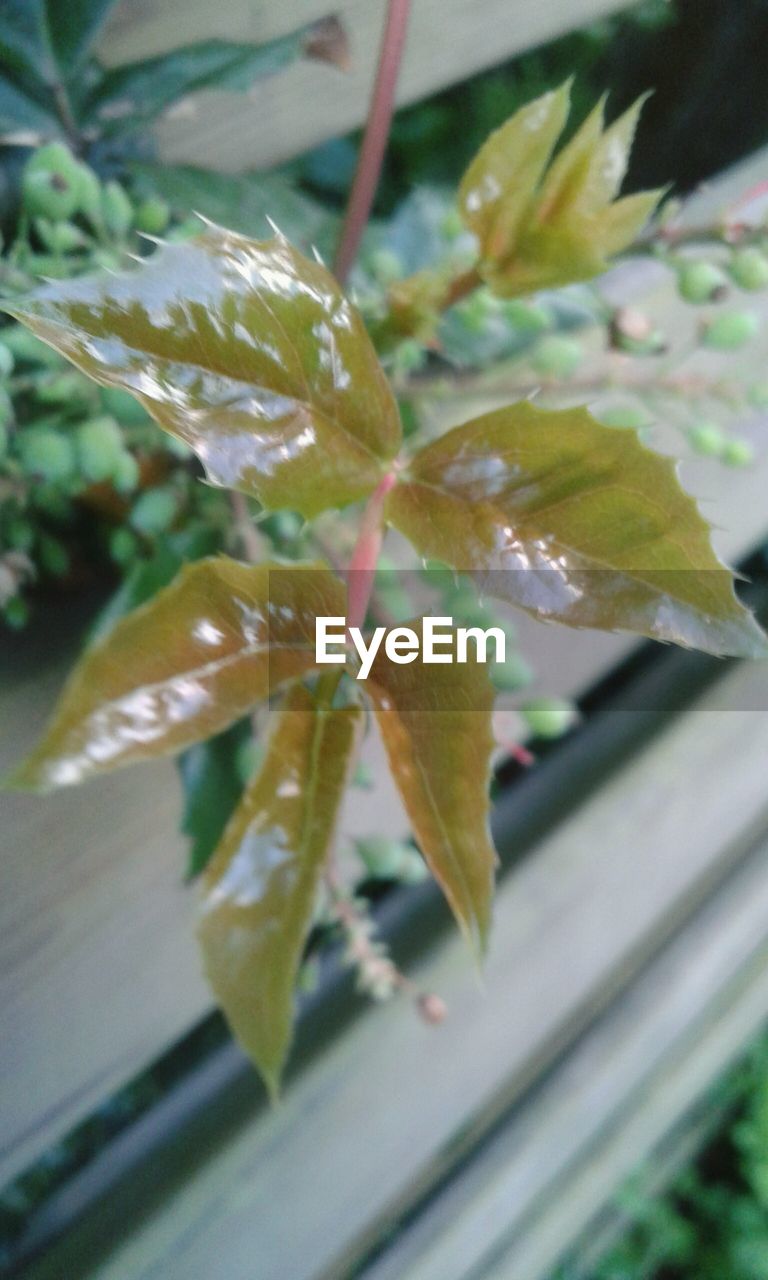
xmin=98 ymin=0 xmax=630 ymax=171
xmin=16 ymin=659 xmax=768 ymax=1280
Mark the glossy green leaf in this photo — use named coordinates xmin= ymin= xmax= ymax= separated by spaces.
xmin=386 ymin=402 xmax=768 ymax=658
xmin=178 ymin=720 xmax=250 ymax=880
xmin=458 ymin=84 xmax=662 ymax=295
xmin=0 ymin=78 xmax=59 ymax=142
xmin=8 ymin=558 xmax=345 ymax=791
xmin=198 ymin=684 xmax=362 ymax=1097
xmin=366 ymin=621 xmax=497 ymax=954
xmin=3 ymin=227 xmax=401 ymax=517
xmin=86 ymin=21 xmax=333 ymax=136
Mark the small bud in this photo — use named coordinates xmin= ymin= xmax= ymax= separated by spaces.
xmin=677 ymin=260 xmax=728 ymax=304
xmin=370 ymin=248 xmax=404 ymax=284
xmin=688 ymin=421 xmax=726 ymax=457
xmin=610 ymin=307 xmax=666 ymax=354
xmin=722 ymin=437 xmax=755 ymax=467
xmin=130 ymin=486 xmax=178 ymax=535
xmin=417 ymin=993 xmax=448 ymax=1025
xmin=134 ymin=196 xmax=171 ymax=235
xmin=531 ymin=334 xmax=584 ymax=378
xmin=521 ymin=696 xmax=577 ymax=740
xmin=702 ymin=310 xmax=760 ymax=350
xmin=729 ymin=247 xmax=768 ymax=292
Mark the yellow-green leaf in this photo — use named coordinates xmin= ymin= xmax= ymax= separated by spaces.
xmin=386 ymin=403 xmax=768 ymax=659
xmin=198 ymin=684 xmax=362 ymax=1097
xmin=2 ymin=227 xmax=401 ymax=517
xmin=366 ymin=621 xmax=497 ymax=955
xmin=8 ymin=559 xmax=345 ymax=791
xmin=458 ymin=84 xmax=661 ymax=295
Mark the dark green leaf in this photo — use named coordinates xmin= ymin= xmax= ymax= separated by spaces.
xmin=8 ymin=558 xmax=345 ymax=791
xmin=0 ymin=77 xmax=60 ymax=142
xmin=366 ymin=621 xmax=497 ymax=955
xmin=3 ymin=227 xmax=401 ymax=517
xmin=198 ymin=684 xmax=362 ymax=1097
xmin=458 ymin=84 xmax=661 ymax=294
xmin=46 ymin=0 xmax=119 ymax=73
xmin=179 ymin=721 xmax=251 ymax=880
xmin=86 ymin=27 xmax=310 ymax=135
xmin=386 ymin=402 xmax=768 ymax=658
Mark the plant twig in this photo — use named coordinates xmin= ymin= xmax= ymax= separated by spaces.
xmin=333 ymin=0 xmax=411 ymax=284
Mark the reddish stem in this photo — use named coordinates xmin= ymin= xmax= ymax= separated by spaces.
xmin=346 ymin=471 xmax=397 ymax=631
xmin=333 ymin=0 xmax=411 ymax=284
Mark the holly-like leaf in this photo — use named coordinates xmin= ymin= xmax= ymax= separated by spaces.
xmin=386 ymin=402 xmax=768 ymax=659
xmin=198 ymin=684 xmax=362 ymax=1098
xmin=86 ymin=19 xmax=345 ymax=137
xmin=7 ymin=558 xmax=345 ymax=791
xmin=3 ymin=227 xmax=402 ymax=517
xmin=366 ymin=621 xmax=497 ymax=955
xmin=458 ymin=83 xmax=662 ymax=295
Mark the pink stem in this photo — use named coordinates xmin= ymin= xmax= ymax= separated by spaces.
xmin=333 ymin=0 xmax=411 ymax=284
xmin=346 ymin=471 xmax=397 ymax=631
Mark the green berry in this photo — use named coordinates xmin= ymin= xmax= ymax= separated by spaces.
xmin=112 ymin=451 xmax=140 ymax=493
xmin=1 ymin=325 xmax=61 ymax=367
xmin=73 ymin=162 xmax=103 ymax=228
xmin=75 ymin=416 xmax=124 ymax=483
xmin=0 ymin=342 xmax=14 ymax=379
xmin=688 ymin=422 xmax=726 ymax=457
xmin=38 ymin=534 xmax=70 ymax=577
xmin=4 ymin=596 xmax=29 ymax=630
xmin=521 ymin=697 xmax=576 ymax=739
xmin=501 ymin=300 xmax=552 ymax=334
xmin=99 ymin=386 xmax=150 ymax=426
xmin=491 ymin=652 xmax=534 ymax=692
xmin=370 ymin=248 xmax=403 ymax=284
xmin=0 ymin=386 xmax=12 ymax=427
xmin=599 ymin=404 xmax=650 ymax=430
xmin=34 ymin=219 xmax=85 ymax=254
xmin=723 ymin=437 xmax=755 ymax=467
xmin=109 ymin=527 xmax=138 ymax=566
xmin=677 ymin=260 xmax=728 ymax=304
xmin=134 ymin=196 xmax=170 ymax=235
xmin=101 ymin=181 xmax=134 ymax=237
xmin=531 ymin=335 xmax=584 ymax=378
xmin=18 ymin=427 xmax=75 ymax=482
xmin=91 ymin=248 xmax=122 ymax=270
xmin=130 ymin=486 xmax=177 ymax=535
xmin=748 ymin=381 xmax=768 ymax=410
xmin=22 ymin=144 xmax=81 ymax=221
xmin=702 ymin=310 xmax=760 ymax=350
xmin=6 ymin=517 xmax=34 ymax=551
xmin=36 ymin=371 xmax=91 ymax=406
xmin=729 ymin=247 xmax=768 ymax=291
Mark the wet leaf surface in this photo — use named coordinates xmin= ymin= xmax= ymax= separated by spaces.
xmin=198 ymin=684 xmax=362 ymax=1097
xmin=4 ymin=227 xmax=401 ymax=516
xmin=366 ymin=621 xmax=497 ymax=955
xmin=386 ymin=402 xmax=768 ymax=658
xmin=8 ymin=558 xmax=345 ymax=790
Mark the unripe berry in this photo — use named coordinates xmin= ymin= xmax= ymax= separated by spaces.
xmin=688 ymin=422 xmax=725 ymax=456
xmin=702 ymin=310 xmax=760 ymax=350
xmin=75 ymin=416 xmax=124 ymax=483
xmin=130 ymin=486 xmax=177 ymax=535
xmin=521 ymin=696 xmax=576 ymax=739
xmin=109 ymin=527 xmax=138 ymax=566
xmin=677 ymin=260 xmax=728 ymax=304
xmin=531 ymin=335 xmax=584 ymax=378
xmin=0 ymin=341 xmax=14 ymax=379
xmin=113 ymin=451 xmax=140 ymax=493
xmin=101 ymin=181 xmax=134 ymax=237
xmin=37 ymin=371 xmax=90 ymax=406
xmin=99 ymin=386 xmax=150 ymax=426
xmin=134 ymin=196 xmax=170 ymax=235
xmin=4 ymin=596 xmax=29 ymax=630
xmin=22 ymin=144 xmax=80 ymax=220
xmin=729 ymin=247 xmax=768 ymax=291
xmin=491 ymin=652 xmax=534 ymax=692
xmin=18 ymin=427 xmax=75 ymax=482
xmin=723 ymin=437 xmax=755 ymax=467
xmin=38 ymin=534 xmax=70 ymax=577
xmin=502 ymin=300 xmax=552 ymax=334
xmin=73 ymin=162 xmax=103 ymax=228
xmin=34 ymin=219 xmax=85 ymax=254
xmin=599 ymin=404 xmax=649 ymax=430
